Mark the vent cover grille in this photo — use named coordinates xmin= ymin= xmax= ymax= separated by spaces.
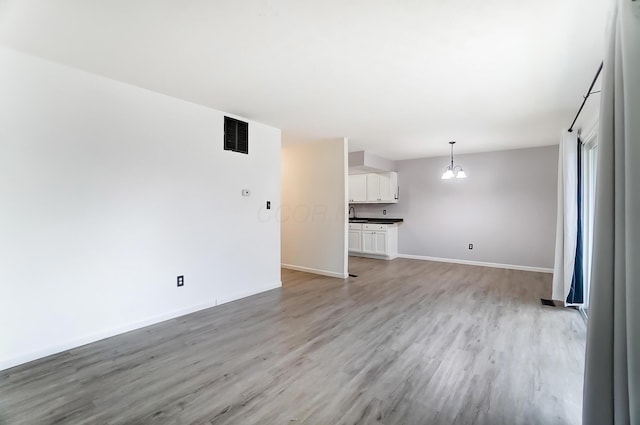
xmin=224 ymin=116 xmax=248 ymax=154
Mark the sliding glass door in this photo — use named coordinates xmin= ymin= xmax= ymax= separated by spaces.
xmin=581 ymin=131 xmax=598 ymax=315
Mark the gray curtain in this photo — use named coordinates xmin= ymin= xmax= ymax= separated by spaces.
xmin=552 ymin=131 xmax=579 ymax=304
xmin=582 ymin=0 xmax=639 ymax=424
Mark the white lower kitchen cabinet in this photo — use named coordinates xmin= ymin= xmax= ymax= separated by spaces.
xmin=348 ymin=222 xmax=398 ymax=260
xmin=348 ymin=229 xmax=362 ymax=251
xmin=362 ymin=231 xmax=387 ymax=255
xmin=348 ymin=223 xmax=363 ymax=252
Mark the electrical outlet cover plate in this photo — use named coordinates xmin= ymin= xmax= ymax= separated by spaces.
xmin=468 ymin=244 xmax=474 ymax=250
xmin=177 ymin=275 xmax=184 ymax=287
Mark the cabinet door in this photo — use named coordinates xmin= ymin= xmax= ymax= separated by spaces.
xmin=348 ymin=230 xmax=362 ymax=252
xmin=373 ymin=232 xmax=387 ymax=255
xmin=389 ymin=172 xmax=398 ymax=201
xmin=366 ymin=174 xmax=380 ymax=201
xmin=349 ymin=175 xmax=367 ymax=202
xmin=378 ymin=173 xmax=391 ymax=201
xmin=362 ymin=231 xmax=375 ymax=253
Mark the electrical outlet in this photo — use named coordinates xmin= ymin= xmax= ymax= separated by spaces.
xmin=468 ymin=244 xmax=474 ymax=250
xmin=266 ymin=201 xmax=271 ymax=209
xmin=177 ymin=275 xmax=184 ymax=287
xmin=383 ymin=209 xmax=387 ymax=215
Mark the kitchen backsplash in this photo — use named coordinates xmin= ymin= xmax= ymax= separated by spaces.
xmin=351 ymin=204 xmax=400 ymax=218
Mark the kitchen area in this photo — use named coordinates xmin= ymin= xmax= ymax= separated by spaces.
xmin=282 ymin=141 xmax=403 ymax=279
xmin=348 ymin=151 xmax=403 ymax=261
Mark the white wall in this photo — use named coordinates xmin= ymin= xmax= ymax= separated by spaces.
xmin=281 ymin=136 xmax=348 ymax=278
xmin=0 ymin=48 xmax=282 ymax=370
xmin=353 ymin=146 xmax=558 ymax=271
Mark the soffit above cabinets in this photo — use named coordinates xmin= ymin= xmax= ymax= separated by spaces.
xmin=348 ymin=151 xmax=396 ymax=175
xmin=349 ymin=165 xmax=388 ymax=174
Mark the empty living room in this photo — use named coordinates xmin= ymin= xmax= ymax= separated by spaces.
xmin=0 ymin=1 xmax=638 ymax=424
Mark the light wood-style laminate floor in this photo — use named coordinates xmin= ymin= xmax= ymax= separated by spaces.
xmin=0 ymin=257 xmax=586 ymax=425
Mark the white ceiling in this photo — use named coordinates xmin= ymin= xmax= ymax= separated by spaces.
xmin=0 ymin=0 xmax=610 ymax=159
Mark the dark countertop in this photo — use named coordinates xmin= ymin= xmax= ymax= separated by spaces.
xmin=349 ymin=217 xmax=403 ymax=224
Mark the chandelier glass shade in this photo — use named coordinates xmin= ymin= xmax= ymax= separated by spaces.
xmin=441 ymin=141 xmax=467 ymax=180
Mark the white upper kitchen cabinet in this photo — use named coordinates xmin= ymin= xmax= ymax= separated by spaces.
xmin=367 ymin=173 xmax=394 ymax=202
xmin=350 ymin=172 xmax=397 ymax=203
xmin=366 ymin=174 xmax=380 ymax=201
xmin=378 ymin=173 xmax=392 ymax=201
xmin=348 ymin=174 xmax=367 ymax=202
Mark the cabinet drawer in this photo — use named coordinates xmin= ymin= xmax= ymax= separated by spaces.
xmin=348 ymin=223 xmax=363 ymax=230
xmin=363 ymin=223 xmax=387 ymax=231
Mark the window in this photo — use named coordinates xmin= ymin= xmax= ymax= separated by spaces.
xmin=224 ymin=116 xmax=249 ymax=154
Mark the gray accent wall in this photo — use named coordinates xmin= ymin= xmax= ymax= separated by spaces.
xmin=353 ymin=145 xmax=558 ymax=269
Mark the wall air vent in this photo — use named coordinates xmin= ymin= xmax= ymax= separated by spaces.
xmin=224 ymin=116 xmax=249 ymax=154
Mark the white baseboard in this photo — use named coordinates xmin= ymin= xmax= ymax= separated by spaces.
xmin=348 ymin=252 xmax=397 ymax=260
xmin=396 ymin=254 xmax=553 ymax=273
xmin=281 ymin=263 xmax=348 ymax=279
xmin=0 ymin=282 xmax=282 ymax=372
